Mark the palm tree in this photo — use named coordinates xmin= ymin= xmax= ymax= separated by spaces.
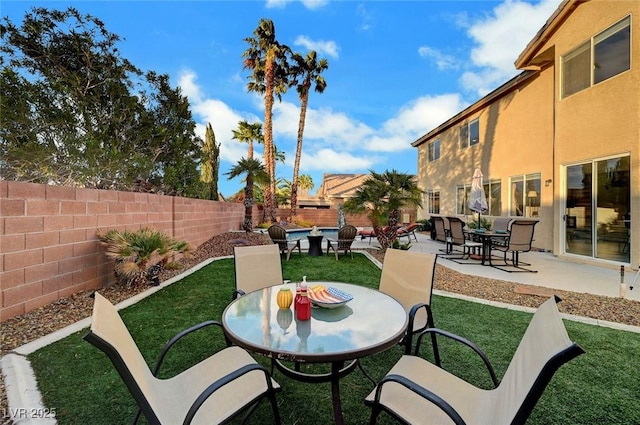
xmin=225 ymin=157 xmax=269 ymax=232
xmin=242 ymin=19 xmax=290 ymax=224
xmin=343 ymin=170 xmax=424 ymax=250
xmin=231 ymin=120 xmax=263 ymax=160
xmin=288 ymin=50 xmax=328 ymax=220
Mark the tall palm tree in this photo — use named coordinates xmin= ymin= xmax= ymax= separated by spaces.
xmin=242 ymin=19 xmax=290 ymax=224
xmin=288 ymin=50 xmax=328 ymax=220
xmin=225 ymin=157 xmax=269 ymax=232
xmin=231 ymin=120 xmax=263 ymax=160
xmin=343 ymin=170 xmax=424 ymax=250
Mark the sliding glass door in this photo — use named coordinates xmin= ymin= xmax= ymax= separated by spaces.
xmin=564 ymin=155 xmax=630 ymax=263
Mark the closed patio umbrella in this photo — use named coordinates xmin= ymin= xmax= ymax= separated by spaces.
xmin=469 ymin=168 xmax=488 ymax=228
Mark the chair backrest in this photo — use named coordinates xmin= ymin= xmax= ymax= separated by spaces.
xmin=267 ymin=224 xmax=289 ymax=252
xmin=337 ymin=224 xmax=358 ymax=249
xmin=234 ymin=244 xmax=283 ymax=294
xmin=432 ymin=216 xmax=447 ymax=242
xmin=490 ymin=296 xmax=585 ymax=424
xmin=507 ymin=220 xmax=538 ymax=252
xmin=83 ymin=293 xmax=162 ymax=424
xmin=493 ymin=217 xmax=512 ymax=232
xmin=446 ymin=217 xmax=466 ymax=245
xmin=379 ymin=249 xmax=437 ymax=331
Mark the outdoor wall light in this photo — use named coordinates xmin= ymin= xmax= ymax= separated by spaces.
xmin=545 ymin=179 xmax=552 ymax=187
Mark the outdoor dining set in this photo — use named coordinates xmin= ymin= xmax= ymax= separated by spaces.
xmin=431 ymin=215 xmax=539 ymax=273
xmin=83 ymin=238 xmax=582 ymax=424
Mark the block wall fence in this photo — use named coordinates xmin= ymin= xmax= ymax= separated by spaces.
xmin=1 ymin=181 xmax=396 ymax=322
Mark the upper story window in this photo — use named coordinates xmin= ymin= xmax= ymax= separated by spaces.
xmin=561 ymin=15 xmax=630 ymax=98
xmin=428 ymin=139 xmax=440 ymax=162
xmin=459 ymin=118 xmax=479 ymax=149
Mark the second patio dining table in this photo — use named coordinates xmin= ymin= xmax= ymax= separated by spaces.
xmin=222 ymin=281 xmax=408 ymax=425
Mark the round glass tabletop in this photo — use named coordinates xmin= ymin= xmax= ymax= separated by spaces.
xmin=222 ymin=282 xmax=408 ymax=363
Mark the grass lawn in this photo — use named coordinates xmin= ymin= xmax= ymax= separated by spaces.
xmin=29 ymin=253 xmax=640 ymax=424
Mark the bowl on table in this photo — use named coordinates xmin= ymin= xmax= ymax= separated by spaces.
xmin=308 ymin=286 xmax=353 ymax=309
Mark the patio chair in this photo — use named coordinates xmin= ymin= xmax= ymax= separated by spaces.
xmin=491 ymin=217 xmax=512 ymax=249
xmin=326 ymin=224 xmax=358 ymax=260
xmin=379 ymin=249 xmax=440 ymax=360
xmin=491 ymin=220 xmax=538 ymax=273
xmin=366 ymin=296 xmax=584 ymax=425
xmin=442 ymin=217 xmax=482 ymax=260
xmin=233 ymin=244 xmax=283 ymax=300
xmin=267 ymin=224 xmax=301 ymax=260
xmin=84 ymin=293 xmax=282 ymax=425
xmin=397 ymin=223 xmax=419 ymax=242
xmin=431 ymin=216 xmax=448 ymax=244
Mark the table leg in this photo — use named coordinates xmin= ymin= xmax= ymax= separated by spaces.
xmin=331 ymin=361 xmax=345 ymax=425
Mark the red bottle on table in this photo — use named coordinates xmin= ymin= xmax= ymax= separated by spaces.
xmin=295 ymin=286 xmax=311 ymax=320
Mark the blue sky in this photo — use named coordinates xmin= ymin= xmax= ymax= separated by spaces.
xmin=2 ymin=0 xmax=561 ymax=197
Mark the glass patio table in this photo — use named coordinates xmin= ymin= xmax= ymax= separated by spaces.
xmin=222 ymin=281 xmax=408 ymax=425
xmin=464 ymin=230 xmax=510 ymax=265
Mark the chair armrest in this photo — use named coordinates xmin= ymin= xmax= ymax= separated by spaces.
xmin=414 ymin=328 xmax=499 ymax=388
xmin=152 ymin=320 xmax=226 ymax=376
xmin=372 ymin=374 xmax=467 ymax=425
xmin=404 ymin=303 xmax=432 ymax=354
xmin=182 ymin=363 xmax=276 ymax=425
xmin=131 ymin=321 xmax=230 ymax=425
xmin=232 ymin=289 xmax=246 ymax=300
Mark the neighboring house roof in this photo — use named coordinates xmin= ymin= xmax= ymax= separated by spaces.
xmin=315 ymin=174 xmax=370 ymax=200
xmin=412 ymin=0 xmax=583 ymax=148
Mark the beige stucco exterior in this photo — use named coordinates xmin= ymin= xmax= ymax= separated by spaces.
xmin=413 ymin=0 xmax=638 ymax=270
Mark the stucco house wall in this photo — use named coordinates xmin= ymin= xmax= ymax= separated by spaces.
xmin=414 ymin=0 xmax=638 ymax=268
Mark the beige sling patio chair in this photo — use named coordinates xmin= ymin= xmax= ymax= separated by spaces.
xmin=491 ymin=217 xmax=512 ymax=249
xmin=490 ymin=220 xmax=539 ymax=273
xmin=442 ymin=217 xmax=482 ymax=260
xmin=379 ymin=249 xmax=440 ymax=361
xmin=84 ymin=293 xmax=282 ymax=425
xmin=233 ymin=244 xmax=284 ymax=300
xmin=431 ymin=216 xmax=448 ymax=244
xmin=326 ymin=224 xmax=358 ymax=260
xmin=267 ymin=224 xmax=301 ymax=260
xmin=366 ymin=296 xmax=584 ymax=425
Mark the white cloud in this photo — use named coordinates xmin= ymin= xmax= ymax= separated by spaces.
xmin=294 ymin=35 xmax=339 ymax=58
xmin=418 ymin=46 xmax=459 ymax=70
xmin=461 ymin=0 xmax=561 ymax=96
xmin=266 ymin=0 xmax=327 ymax=9
xmin=178 ymin=70 xmax=203 ymax=104
xmin=179 ymin=70 xmax=263 ymax=165
xmin=370 ymin=94 xmax=467 ymax=152
xmin=300 ymin=148 xmax=377 ymax=171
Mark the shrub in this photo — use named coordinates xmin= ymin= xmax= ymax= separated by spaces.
xmin=96 ymin=228 xmax=191 ymax=287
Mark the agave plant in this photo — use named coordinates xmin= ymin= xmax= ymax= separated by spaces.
xmin=96 ymin=228 xmax=191 ymax=287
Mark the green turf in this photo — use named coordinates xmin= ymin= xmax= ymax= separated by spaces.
xmin=28 ymin=253 xmax=640 ymax=424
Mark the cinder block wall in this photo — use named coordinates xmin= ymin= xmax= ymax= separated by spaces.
xmin=0 ymin=181 xmax=245 ymax=322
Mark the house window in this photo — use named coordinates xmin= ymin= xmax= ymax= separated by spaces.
xmin=426 ymin=190 xmax=440 ymax=214
xmin=456 ymin=180 xmax=501 ymax=216
xmin=428 ymin=140 xmax=440 ymax=162
xmin=459 ymin=119 xmax=479 ymax=149
xmin=510 ymin=173 xmax=541 ymax=217
xmin=562 ymin=16 xmax=630 ymax=98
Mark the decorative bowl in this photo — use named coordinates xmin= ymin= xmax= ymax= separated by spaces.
xmin=474 ymin=228 xmax=486 ymax=233
xmin=308 ymin=286 xmax=353 ymax=309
